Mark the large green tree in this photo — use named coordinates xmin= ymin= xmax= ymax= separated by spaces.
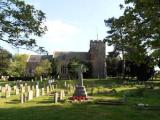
xmin=35 ymin=59 xmax=51 ymax=79
xmin=104 ymin=0 xmax=160 ymax=80
xmin=122 ymin=0 xmax=160 ymax=64
xmin=0 ymin=47 xmax=11 ymax=76
xmin=7 ymin=54 xmax=28 ymax=77
xmin=0 ymin=0 xmax=47 ymax=53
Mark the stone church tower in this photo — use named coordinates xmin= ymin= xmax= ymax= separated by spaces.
xmin=89 ymin=40 xmax=106 ymax=78
xmin=26 ymin=40 xmax=106 ymax=79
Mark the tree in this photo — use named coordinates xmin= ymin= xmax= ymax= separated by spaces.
xmin=0 ymin=0 xmax=47 ymax=53
xmin=35 ymin=59 xmax=51 ymax=79
xmin=104 ymin=0 xmax=160 ymax=80
xmin=125 ymin=57 xmax=155 ymax=81
xmin=0 ymin=47 xmax=11 ymax=76
xmin=104 ymin=16 xmax=128 ymax=78
xmin=67 ymin=58 xmax=89 ymax=79
xmin=51 ymin=58 xmax=59 ymax=78
xmin=7 ymin=54 xmax=28 ymax=77
xmin=106 ymin=51 xmax=121 ymax=77
xmin=122 ymin=0 xmax=160 ymax=64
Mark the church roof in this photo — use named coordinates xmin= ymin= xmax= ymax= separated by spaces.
xmin=27 ymin=55 xmax=53 ymax=63
xmin=53 ymin=51 xmax=89 ymax=61
xmin=27 ymin=55 xmax=41 ymax=63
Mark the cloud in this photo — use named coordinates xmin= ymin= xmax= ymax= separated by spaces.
xmin=36 ymin=20 xmax=80 ymax=53
xmin=44 ymin=20 xmax=80 ymax=42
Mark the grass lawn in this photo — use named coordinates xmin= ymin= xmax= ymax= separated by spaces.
xmin=0 ymin=78 xmax=160 ymax=120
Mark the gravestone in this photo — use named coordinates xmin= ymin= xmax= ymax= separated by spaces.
xmin=20 ymin=84 xmax=23 ymax=88
xmin=28 ymin=90 xmax=33 ymax=100
xmin=51 ymin=85 xmax=54 ymax=91
xmin=5 ymin=90 xmax=10 ymax=98
xmin=59 ymin=90 xmax=65 ymax=100
xmin=35 ymin=84 xmax=39 ymax=89
xmin=13 ymin=86 xmax=17 ymax=91
xmin=1 ymin=87 xmax=6 ymax=93
xmin=41 ymin=88 xmax=45 ymax=96
xmin=5 ymin=84 xmax=8 ymax=89
xmin=73 ymin=65 xmax=87 ymax=97
xmin=40 ymin=76 xmax=43 ymax=82
xmin=32 ymin=85 xmax=35 ymax=91
xmin=24 ymin=93 xmax=27 ymax=102
xmin=20 ymin=86 xmax=25 ymax=93
xmin=54 ymin=92 xmax=58 ymax=103
xmin=27 ymin=86 xmax=31 ymax=92
xmin=64 ymin=81 xmax=67 ymax=88
xmin=5 ymin=86 xmax=11 ymax=98
xmin=46 ymin=86 xmax=49 ymax=94
xmin=20 ymin=93 xmax=24 ymax=104
xmin=35 ymin=88 xmax=40 ymax=97
xmin=15 ymin=88 xmax=19 ymax=95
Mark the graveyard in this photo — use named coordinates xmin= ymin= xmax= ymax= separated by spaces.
xmin=1 ymin=0 xmax=160 ymax=120
xmin=0 ymin=78 xmax=160 ymax=120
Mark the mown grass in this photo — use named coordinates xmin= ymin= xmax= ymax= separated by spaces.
xmin=0 ymin=78 xmax=160 ymax=120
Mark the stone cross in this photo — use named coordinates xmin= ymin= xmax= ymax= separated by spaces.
xmin=73 ymin=64 xmax=88 ymax=97
xmin=75 ymin=64 xmax=84 ymax=87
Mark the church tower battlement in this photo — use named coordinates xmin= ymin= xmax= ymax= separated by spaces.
xmin=89 ymin=40 xmax=106 ymax=78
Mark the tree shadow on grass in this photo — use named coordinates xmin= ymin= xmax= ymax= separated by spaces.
xmin=5 ymin=99 xmax=20 ymax=104
xmin=36 ymin=98 xmax=53 ymax=104
xmin=0 ymin=102 xmax=160 ymax=120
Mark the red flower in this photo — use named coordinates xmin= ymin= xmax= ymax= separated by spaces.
xmin=70 ymin=96 xmax=87 ymax=101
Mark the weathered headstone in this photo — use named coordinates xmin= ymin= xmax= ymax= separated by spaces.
xmin=59 ymin=90 xmax=65 ymax=100
xmin=20 ymin=86 xmax=25 ymax=93
xmin=32 ymin=85 xmax=35 ymax=91
xmin=15 ymin=88 xmax=19 ymax=95
xmin=28 ymin=90 xmax=33 ymax=100
xmin=41 ymin=88 xmax=45 ymax=96
xmin=5 ymin=84 xmax=8 ymax=89
xmin=46 ymin=86 xmax=49 ymax=94
xmin=27 ymin=86 xmax=31 ymax=92
xmin=20 ymin=93 xmax=24 ymax=104
xmin=64 ymin=81 xmax=67 ymax=88
xmin=13 ymin=86 xmax=17 ymax=91
xmin=5 ymin=90 xmax=10 ymax=98
xmin=20 ymin=84 xmax=23 ymax=88
xmin=35 ymin=88 xmax=40 ymax=97
xmin=35 ymin=84 xmax=39 ymax=89
xmin=40 ymin=76 xmax=43 ymax=82
xmin=50 ymin=85 xmax=54 ymax=92
xmin=1 ymin=87 xmax=6 ymax=93
xmin=54 ymin=92 xmax=58 ymax=103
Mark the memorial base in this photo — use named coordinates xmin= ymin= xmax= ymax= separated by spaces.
xmin=73 ymin=86 xmax=87 ymax=97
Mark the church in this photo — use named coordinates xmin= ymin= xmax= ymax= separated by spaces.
xmin=26 ymin=40 xmax=106 ymax=79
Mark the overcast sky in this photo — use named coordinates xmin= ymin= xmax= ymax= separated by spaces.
xmin=2 ymin=0 xmax=124 ymax=54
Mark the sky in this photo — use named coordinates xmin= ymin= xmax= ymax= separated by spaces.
xmin=2 ymin=0 xmax=124 ymax=54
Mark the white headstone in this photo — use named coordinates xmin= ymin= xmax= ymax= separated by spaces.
xmin=64 ymin=81 xmax=67 ymax=87
xmin=21 ymin=86 xmax=25 ymax=93
xmin=28 ymin=90 xmax=33 ymax=100
xmin=15 ymin=88 xmax=19 ymax=95
xmin=5 ymin=90 xmax=10 ymax=98
xmin=46 ymin=86 xmax=49 ymax=94
xmin=20 ymin=93 xmax=24 ymax=104
xmin=54 ymin=92 xmax=58 ymax=103
xmin=35 ymin=88 xmax=40 ymax=97
xmin=41 ymin=88 xmax=45 ymax=96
